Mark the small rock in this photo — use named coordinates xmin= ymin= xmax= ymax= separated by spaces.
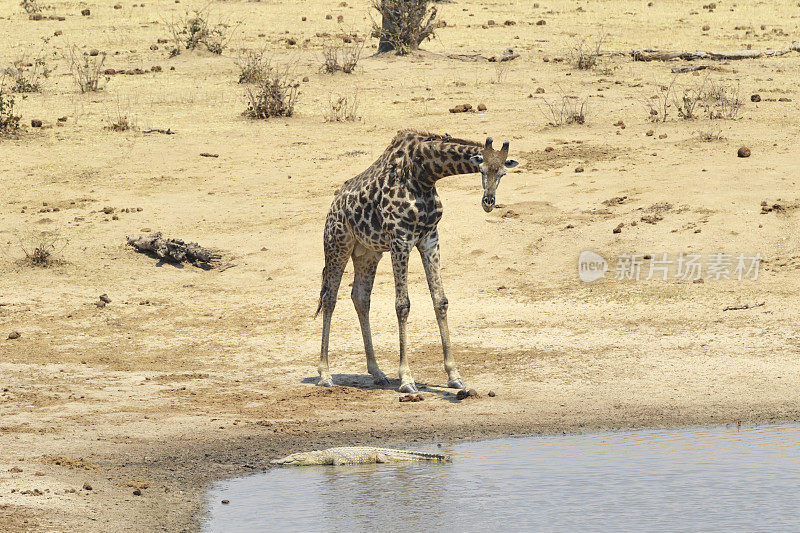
xmin=89 ymin=49 xmax=100 ymax=56
xmin=54 ymin=30 xmax=63 ymax=36
xmin=95 ymin=301 xmax=106 ymax=308
xmin=535 ymin=87 xmax=545 ymax=94
xmin=337 ymin=14 xmax=344 ymax=23
xmin=646 ymin=129 xmax=654 ymax=136
xmin=325 ymin=14 xmax=332 ymax=19
xmin=8 ymin=331 xmax=20 ymax=340
xmin=575 ymin=166 xmax=584 ymax=173
xmin=487 ymin=19 xmax=496 ymax=25
xmin=477 ymin=103 xmax=487 ymax=111
xmin=504 ymin=19 xmax=516 ymax=26
xmin=302 ymin=76 xmax=309 ymax=82
xmin=83 ymin=483 xmax=92 ymax=490
xmin=286 ymin=38 xmax=296 ymax=46
xmin=99 ymin=294 xmax=111 ymax=303
xmin=9 ymin=467 xmax=22 ymax=473
xmin=613 ymin=223 xmax=623 ymax=234
xmin=31 ymin=119 xmax=42 ymax=128
xmin=133 ymin=489 xmax=142 ymax=496
xmin=455 ymin=389 xmax=469 ymax=400
xmin=702 ymin=24 xmax=710 ymax=31
xmin=114 ymin=3 xmax=122 ymax=8
xmin=150 ymin=44 xmax=159 ymax=50
xmin=58 ymin=116 xmax=67 ymax=122
xmin=488 ymin=390 xmax=496 ymax=397
xmin=536 ymin=19 xmax=546 ymax=25
xmin=81 ymin=8 xmax=90 ymax=15
xmin=658 ymin=133 xmax=667 ymax=139
xmin=750 ymin=94 xmax=761 ymax=102
xmin=221 ymin=499 xmax=230 ymax=504
xmin=467 ymin=389 xmax=478 ymax=397
xmin=449 ymin=103 xmax=473 ymax=113
xmin=738 ymin=146 xmax=751 ymax=158
xmin=301 ymin=16 xmax=307 ymax=21
xmin=544 ymin=146 xmax=554 ymax=152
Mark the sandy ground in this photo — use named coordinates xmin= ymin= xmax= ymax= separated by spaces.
xmin=2 ymin=0 xmax=800 ymax=530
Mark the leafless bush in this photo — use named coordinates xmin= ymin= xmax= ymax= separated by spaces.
xmin=105 ymin=101 xmax=136 ymax=132
xmin=20 ymin=0 xmax=41 ymax=18
xmin=320 ymin=38 xmax=364 ymax=74
xmin=572 ymin=35 xmax=605 ymax=70
xmin=697 ymin=129 xmax=725 ymax=142
xmin=244 ymin=62 xmax=299 ymax=119
xmin=324 ymin=92 xmax=360 ymax=122
xmin=539 ymin=93 xmax=587 ymax=126
xmin=5 ymin=54 xmax=53 ymax=93
xmin=641 ymin=77 xmax=677 ymax=123
xmin=675 ymin=76 xmax=742 ymax=120
xmin=20 ymin=230 xmax=67 ymax=267
xmin=65 ymin=46 xmax=108 ymax=93
xmin=236 ymin=48 xmax=268 ymax=83
xmin=165 ymin=8 xmax=238 ymax=55
xmin=493 ymin=61 xmax=511 ymax=84
xmin=0 ymin=78 xmax=23 ymax=136
xmin=371 ymin=0 xmax=439 ymax=54
xmin=705 ymin=80 xmax=742 ymax=119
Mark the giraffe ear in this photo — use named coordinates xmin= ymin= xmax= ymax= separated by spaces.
xmin=470 ymin=155 xmax=484 ymax=165
xmin=504 ymin=159 xmax=519 ymax=169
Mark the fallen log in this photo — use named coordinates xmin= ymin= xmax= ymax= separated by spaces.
xmin=127 ymin=232 xmax=221 ymax=268
xmin=632 ymin=43 xmax=800 ymax=61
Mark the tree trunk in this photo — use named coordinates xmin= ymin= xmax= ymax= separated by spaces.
xmin=378 ymin=0 xmax=395 ymax=53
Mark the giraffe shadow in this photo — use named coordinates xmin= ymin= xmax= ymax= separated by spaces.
xmin=300 ymin=374 xmax=463 ymax=403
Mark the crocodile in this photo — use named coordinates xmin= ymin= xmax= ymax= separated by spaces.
xmin=270 ymin=446 xmax=451 ymax=466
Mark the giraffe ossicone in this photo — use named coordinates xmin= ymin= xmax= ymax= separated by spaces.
xmin=315 ymin=130 xmax=519 ymax=393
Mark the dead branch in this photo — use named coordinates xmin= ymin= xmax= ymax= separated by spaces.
xmin=127 ymin=232 xmax=221 ymax=268
xmin=632 ymin=43 xmax=800 ymax=61
xmin=722 ymin=301 xmax=765 ymax=311
xmin=671 ymin=65 xmax=709 ymax=73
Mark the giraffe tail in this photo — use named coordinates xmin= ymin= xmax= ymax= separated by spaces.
xmin=314 ymin=266 xmax=326 ymax=318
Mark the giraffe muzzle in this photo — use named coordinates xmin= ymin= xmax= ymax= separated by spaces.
xmin=482 ymin=193 xmax=495 ymax=212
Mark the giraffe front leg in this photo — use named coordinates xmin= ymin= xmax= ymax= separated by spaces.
xmin=418 ymin=231 xmax=465 ymax=389
xmin=390 ymin=241 xmax=417 ymax=394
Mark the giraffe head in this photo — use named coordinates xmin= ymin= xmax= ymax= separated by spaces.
xmin=470 ymin=137 xmax=519 ymax=212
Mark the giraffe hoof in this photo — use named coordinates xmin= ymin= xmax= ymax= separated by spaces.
xmin=318 ymin=378 xmax=333 ymax=388
xmin=398 ymin=382 xmax=418 ymax=394
xmin=447 ymin=378 xmax=466 ymax=389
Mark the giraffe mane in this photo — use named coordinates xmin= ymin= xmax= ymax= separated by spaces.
xmin=393 ymin=129 xmax=483 ymax=148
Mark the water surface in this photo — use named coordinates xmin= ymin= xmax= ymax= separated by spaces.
xmin=205 ymin=423 xmax=800 ymax=532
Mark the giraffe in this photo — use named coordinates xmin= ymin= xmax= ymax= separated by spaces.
xmin=315 ymin=130 xmax=519 ymax=393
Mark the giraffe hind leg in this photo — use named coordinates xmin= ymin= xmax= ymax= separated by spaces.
xmin=351 ymin=246 xmax=388 ymax=386
xmin=317 ymin=220 xmax=353 ymax=387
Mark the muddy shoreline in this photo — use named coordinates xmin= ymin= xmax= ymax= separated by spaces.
xmin=10 ymin=406 xmax=796 ymax=532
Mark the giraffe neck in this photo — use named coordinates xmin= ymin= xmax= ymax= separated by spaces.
xmin=408 ymin=140 xmax=482 ymax=190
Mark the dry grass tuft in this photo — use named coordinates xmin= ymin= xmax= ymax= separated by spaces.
xmin=324 ymin=92 xmax=360 ymax=122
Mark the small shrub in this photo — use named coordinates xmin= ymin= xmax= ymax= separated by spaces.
xmin=697 ymin=129 xmax=725 ymax=142
xmin=704 ymin=80 xmax=742 ymax=119
xmin=325 ymin=93 xmax=360 ymax=122
xmin=20 ymin=230 xmax=67 ymax=267
xmin=0 ymin=81 xmax=22 ymax=136
xmin=320 ymin=37 xmax=364 ymax=74
xmin=244 ymin=63 xmax=299 ymax=119
xmin=66 ymin=46 xmax=108 ymax=93
xmin=236 ymin=49 xmax=268 ymax=83
xmin=540 ymin=93 xmax=587 ymax=126
xmin=20 ymin=0 xmax=41 ymax=18
xmin=5 ymin=55 xmax=53 ymax=93
xmin=371 ymin=0 xmax=439 ymax=54
xmin=493 ymin=61 xmax=511 ymax=84
xmin=572 ymin=35 xmax=605 ymax=70
xmin=642 ymin=79 xmax=676 ymax=123
xmin=166 ymin=9 xmax=237 ymax=55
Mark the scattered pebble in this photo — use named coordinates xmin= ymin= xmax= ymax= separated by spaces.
xmin=449 ymin=103 xmax=473 ymax=113
xmin=613 ymin=223 xmax=623 ymax=234
xmin=575 ymin=167 xmax=584 ymax=173
xmin=81 ymin=8 xmax=90 ymax=16
xmin=83 ymin=483 xmax=92 ymax=491
xmin=751 ymin=94 xmax=761 ymax=102
xmin=31 ymin=119 xmax=42 ymax=128
xmin=738 ymin=146 xmax=751 ymax=158
xmin=221 ymin=499 xmax=230 ymax=504
xmin=8 ymin=331 xmax=20 ymax=340
xmin=133 ymin=489 xmax=142 ymax=496
xmin=488 ymin=390 xmax=496 ymax=397
xmin=99 ymin=294 xmax=111 ymax=304
xmin=477 ymin=103 xmax=487 ymax=111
